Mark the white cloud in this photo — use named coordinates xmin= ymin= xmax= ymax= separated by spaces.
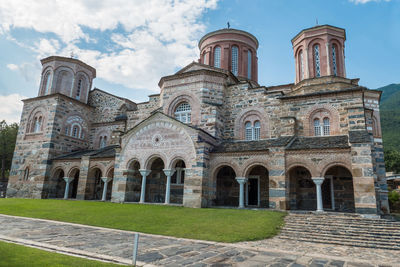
xmin=6 ymin=62 xmax=40 ymax=82
xmin=0 ymin=94 xmax=26 ymax=124
xmin=0 ymin=0 xmax=218 ymax=92
xmin=349 ymin=0 xmax=390 ymax=4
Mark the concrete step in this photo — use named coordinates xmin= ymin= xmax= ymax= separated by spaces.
xmin=281 ymin=226 xmax=400 ymax=238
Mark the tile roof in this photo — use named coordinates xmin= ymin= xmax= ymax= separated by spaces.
xmin=53 ymin=145 xmax=118 ymax=160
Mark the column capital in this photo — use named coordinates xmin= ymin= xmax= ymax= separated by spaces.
xmin=235 ymin=177 xmax=248 ymax=184
xmin=63 ymin=177 xmax=74 ymax=183
xmin=101 ymin=177 xmax=112 ymax=183
xmin=163 ymin=169 xmax=176 ymax=177
xmin=312 ymin=177 xmax=325 ymax=186
xmin=139 ymin=169 xmax=151 ymax=177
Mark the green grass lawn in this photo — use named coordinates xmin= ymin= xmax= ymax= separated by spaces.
xmin=0 ymin=241 xmax=123 ymax=267
xmin=0 ymin=199 xmax=285 ymax=242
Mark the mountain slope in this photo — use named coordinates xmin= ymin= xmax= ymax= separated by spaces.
xmin=376 ymin=84 xmax=400 ymax=151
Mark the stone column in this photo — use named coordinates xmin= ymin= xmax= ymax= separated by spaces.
xmin=312 ymin=177 xmax=325 ymax=212
xmin=101 ymin=177 xmax=112 ymax=201
xmin=139 ymin=169 xmax=151 ymax=203
xmin=63 ymin=177 xmax=74 ymax=200
xmin=163 ymin=169 xmax=176 ymax=204
xmin=235 ymin=177 xmax=248 ymax=209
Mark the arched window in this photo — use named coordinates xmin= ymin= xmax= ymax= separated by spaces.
xmin=44 ymin=72 xmax=52 ymax=95
xmin=64 ymin=126 xmax=69 ymax=135
xmin=214 ymin=46 xmax=221 ymax=68
xmin=245 ymin=121 xmax=252 ymax=140
xmin=332 ymin=44 xmax=338 ymax=76
xmin=247 ymin=50 xmax=252 ymax=79
xmin=231 ymin=46 xmax=238 ymax=76
xmin=314 ymin=119 xmax=321 ymax=136
xmin=245 ymin=121 xmax=261 ymax=141
xmin=203 ymin=52 xmax=208 ymax=65
xmin=100 ymin=136 xmax=107 ymax=148
xmin=298 ymin=50 xmax=304 ymax=80
xmin=323 ymin=117 xmax=330 ymax=136
xmin=76 ymin=79 xmax=82 ymax=100
xmin=72 ymin=125 xmax=79 ymax=138
xmin=174 ymin=102 xmax=191 ymax=123
xmin=23 ymin=167 xmax=29 ymax=181
xmin=314 ymin=44 xmax=321 ymax=77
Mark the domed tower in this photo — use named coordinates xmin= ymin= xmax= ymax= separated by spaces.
xmin=198 ymin=28 xmax=259 ymax=83
xmin=292 ymin=25 xmax=346 ymax=84
xmin=38 ymin=56 xmax=96 ymax=104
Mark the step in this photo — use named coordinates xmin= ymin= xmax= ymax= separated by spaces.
xmin=281 ymin=226 xmax=400 ymax=238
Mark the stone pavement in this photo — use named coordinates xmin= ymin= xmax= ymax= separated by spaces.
xmin=0 ymin=214 xmax=399 ymax=267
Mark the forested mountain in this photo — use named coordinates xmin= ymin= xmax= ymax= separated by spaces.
xmin=377 ymin=84 xmax=400 ymax=152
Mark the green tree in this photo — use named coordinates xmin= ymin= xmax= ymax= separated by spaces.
xmin=0 ymin=121 xmax=18 ymax=180
xmin=384 ymin=149 xmax=400 ymax=174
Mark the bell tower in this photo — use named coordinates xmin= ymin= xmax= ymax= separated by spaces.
xmin=292 ymin=25 xmax=346 ymax=84
xmin=38 ymin=56 xmax=96 ymax=104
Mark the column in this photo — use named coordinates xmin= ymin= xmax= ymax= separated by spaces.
xmin=101 ymin=177 xmax=112 ymax=201
xmin=63 ymin=177 xmax=74 ymax=200
xmin=139 ymin=169 xmax=151 ymax=203
xmin=304 ymin=48 xmax=309 ymax=79
xmin=235 ymin=177 xmax=248 ymax=209
xmin=325 ymin=43 xmax=331 ymax=75
xmin=312 ymin=177 xmax=325 ymax=212
xmin=163 ymin=169 xmax=176 ymax=204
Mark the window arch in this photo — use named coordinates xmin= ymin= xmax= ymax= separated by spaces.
xmin=313 ymin=44 xmax=321 ymax=77
xmin=231 ymin=46 xmax=238 ymax=76
xmin=174 ymin=102 xmax=191 ymax=123
xmin=214 ymin=46 xmax=221 ymax=68
xmin=99 ymin=135 xmax=108 ymax=148
xmin=203 ymin=52 xmax=208 ymax=65
xmin=43 ymin=71 xmax=52 ymax=95
xmin=245 ymin=121 xmax=261 ymax=141
xmin=27 ymin=110 xmax=45 ymax=134
xmin=64 ymin=115 xmax=86 ymax=139
xmin=298 ymin=50 xmax=304 ymax=80
xmin=247 ymin=50 xmax=252 ymax=79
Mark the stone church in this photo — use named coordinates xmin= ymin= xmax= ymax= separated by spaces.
xmin=6 ymin=25 xmax=390 ymax=215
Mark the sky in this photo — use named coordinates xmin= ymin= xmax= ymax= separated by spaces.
xmin=0 ymin=0 xmax=399 ymax=124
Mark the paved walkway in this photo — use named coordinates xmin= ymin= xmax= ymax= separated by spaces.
xmin=0 ymin=214 xmax=398 ymax=267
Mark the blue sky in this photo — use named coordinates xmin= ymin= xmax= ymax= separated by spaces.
xmin=0 ymin=0 xmax=399 ymax=123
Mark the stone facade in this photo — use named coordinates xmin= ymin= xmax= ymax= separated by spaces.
xmin=6 ymin=25 xmax=390 ymax=215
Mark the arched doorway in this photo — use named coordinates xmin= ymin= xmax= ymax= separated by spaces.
xmin=69 ymin=168 xmax=80 ymax=199
xmin=127 ymin=160 xmax=141 ymax=202
xmin=146 ymin=158 xmax=166 ymax=203
xmin=87 ymin=168 xmax=102 ymax=200
xmin=215 ymin=166 xmax=238 ymax=206
xmin=170 ymin=160 xmax=185 ymax=204
xmin=53 ymin=169 xmax=65 ymax=198
xmin=246 ymin=165 xmax=269 ymax=208
xmin=289 ymin=166 xmax=315 ymax=210
xmin=323 ymin=165 xmax=355 ymax=212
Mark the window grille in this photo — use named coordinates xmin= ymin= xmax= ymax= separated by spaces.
xmin=323 ymin=117 xmax=330 ymax=136
xmin=247 ymin=50 xmax=252 ymax=79
xmin=314 ymin=119 xmax=321 ymax=136
xmin=314 ymin=45 xmax=320 ymax=77
xmin=254 ymin=121 xmax=260 ymax=140
xmin=332 ymin=45 xmax=337 ymax=76
xmin=72 ymin=126 xmax=78 ymax=137
xmin=174 ymin=102 xmax=191 ymax=123
xmin=214 ymin=47 xmax=221 ymax=68
xmin=245 ymin=121 xmax=252 ymax=140
xmin=231 ymin=46 xmax=238 ymax=75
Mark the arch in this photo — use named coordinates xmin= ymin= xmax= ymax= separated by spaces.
xmin=145 ymin=154 xmax=167 ymax=170
xmin=52 ymin=168 xmax=66 ymax=198
xmin=235 ymin=108 xmax=269 ymax=140
xmin=127 ymin=158 xmax=141 ymax=170
xmin=169 ymin=156 xmax=186 ymax=169
xmin=63 ymin=115 xmax=87 ymax=139
xmin=304 ymin=104 xmax=340 ymax=136
xmin=40 ymin=67 xmax=53 ymax=95
xmin=288 ymin=165 xmax=315 ymax=210
xmin=322 ymin=165 xmax=355 ymax=212
xmin=246 ymin=164 xmax=269 ymax=207
xmin=174 ymin=102 xmax=191 ymax=123
xmin=321 ymin=162 xmax=352 ymax=178
xmin=23 ymin=166 xmax=30 ymax=181
xmin=54 ymin=67 xmax=74 ymax=95
xmin=146 ymin=157 xmax=166 ymax=203
xmin=211 ymin=162 xmax=240 ymax=182
xmin=329 ymin=38 xmax=344 ymax=76
xmin=165 ymin=92 xmax=201 ymax=125
xmin=307 ymin=38 xmax=325 ymax=78
xmin=106 ymin=167 xmax=114 ymax=179
xmin=126 ymin=159 xmax=141 ymax=202
xmin=95 ymin=129 xmax=110 ymax=149
xmin=68 ymin=168 xmax=80 ymax=199
xmin=87 ymin=167 xmax=103 ymax=200
xmin=372 ymin=115 xmax=381 ymax=137
xmin=73 ymin=71 xmax=90 ymax=101
xmin=215 ymin=165 xmax=238 ymax=206
xmin=243 ymin=162 xmax=270 ymax=178
xmin=295 ymin=47 xmax=304 ymax=81
xmin=26 ymin=106 xmax=46 ymax=134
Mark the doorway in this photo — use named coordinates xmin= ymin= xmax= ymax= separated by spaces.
xmin=246 ymin=176 xmax=260 ymax=206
